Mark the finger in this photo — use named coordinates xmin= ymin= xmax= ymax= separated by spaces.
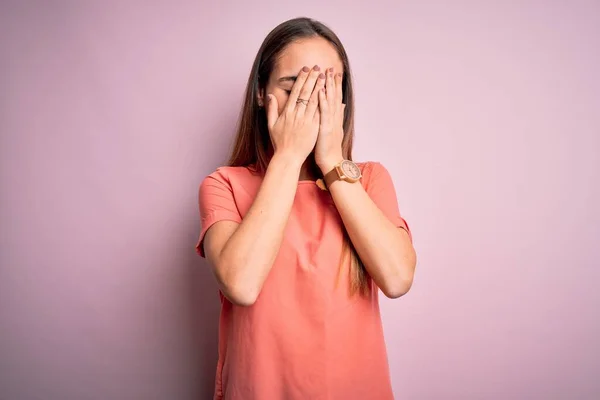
xmin=313 ymin=106 xmax=320 ymax=126
xmin=305 ymin=73 xmax=325 ymax=119
xmin=295 ymin=65 xmax=321 ymax=117
xmin=318 ymin=88 xmax=330 ymax=126
xmin=286 ymin=66 xmax=311 ymax=113
xmin=335 ymin=72 xmax=344 ymax=107
xmin=265 ymin=94 xmax=278 ymax=131
xmin=326 ymin=67 xmax=335 ymax=104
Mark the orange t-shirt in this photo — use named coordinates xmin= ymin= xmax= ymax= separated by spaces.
xmin=196 ymin=161 xmax=411 ymax=400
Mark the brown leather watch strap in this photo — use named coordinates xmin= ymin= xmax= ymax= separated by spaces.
xmin=323 ymin=165 xmax=341 ymax=188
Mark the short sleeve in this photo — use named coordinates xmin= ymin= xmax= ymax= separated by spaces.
xmin=195 ymin=169 xmax=243 ymax=257
xmin=364 ymin=162 xmax=413 ymax=242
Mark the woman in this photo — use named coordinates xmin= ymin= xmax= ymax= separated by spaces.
xmin=196 ymin=17 xmax=417 ymax=400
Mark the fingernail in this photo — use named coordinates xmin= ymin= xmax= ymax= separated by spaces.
xmin=313 ymin=65 xmax=320 ymax=71
xmin=302 ymin=66 xmax=310 ymax=72
xmin=318 ymin=73 xmax=325 ymax=79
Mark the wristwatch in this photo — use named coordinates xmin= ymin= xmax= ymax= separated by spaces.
xmin=319 ymin=160 xmax=362 ymax=190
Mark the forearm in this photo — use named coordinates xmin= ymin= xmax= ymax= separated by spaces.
xmin=219 ymin=153 xmax=301 ymax=300
xmin=328 ymin=180 xmax=416 ymax=298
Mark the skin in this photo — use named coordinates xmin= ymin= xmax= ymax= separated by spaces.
xmin=204 ymin=37 xmax=416 ymax=306
xmin=259 ymin=37 xmax=345 ymax=180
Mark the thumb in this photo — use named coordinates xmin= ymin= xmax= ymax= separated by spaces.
xmin=265 ymin=94 xmax=279 ymax=131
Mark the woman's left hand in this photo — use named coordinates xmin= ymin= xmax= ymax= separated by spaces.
xmin=315 ymin=68 xmax=345 ymax=172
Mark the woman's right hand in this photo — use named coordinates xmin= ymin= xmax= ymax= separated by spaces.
xmin=266 ymin=65 xmax=326 ymax=164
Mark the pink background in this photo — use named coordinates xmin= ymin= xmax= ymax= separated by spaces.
xmin=1 ymin=1 xmax=599 ymax=399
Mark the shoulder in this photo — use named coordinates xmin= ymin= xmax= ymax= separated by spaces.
xmin=199 ymin=165 xmax=262 ymax=197
xmin=356 ymin=161 xmax=389 ymax=183
xmin=356 ymin=161 xmax=386 ymax=175
xmin=202 ymin=165 xmax=260 ymax=185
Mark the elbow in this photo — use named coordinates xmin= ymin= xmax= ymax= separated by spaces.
xmin=380 ymin=259 xmax=416 ymax=299
xmin=227 ymin=291 xmax=258 ymax=307
xmin=383 ymin=250 xmax=417 ymax=299
xmin=214 ymin=267 xmax=261 ymax=307
xmin=220 ymin=279 xmax=260 ymax=307
xmin=381 ymin=278 xmax=413 ymax=299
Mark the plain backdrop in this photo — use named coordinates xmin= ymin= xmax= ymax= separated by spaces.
xmin=1 ymin=1 xmax=599 ymax=399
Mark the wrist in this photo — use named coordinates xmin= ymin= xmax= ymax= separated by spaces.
xmin=270 ymin=152 xmax=304 ymax=172
xmin=318 ymin=156 xmax=344 ymax=174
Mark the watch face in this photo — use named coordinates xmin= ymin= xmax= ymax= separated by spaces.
xmin=340 ymin=160 xmax=361 ymax=180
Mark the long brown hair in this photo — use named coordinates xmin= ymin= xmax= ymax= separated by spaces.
xmin=227 ymin=17 xmax=370 ymax=296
